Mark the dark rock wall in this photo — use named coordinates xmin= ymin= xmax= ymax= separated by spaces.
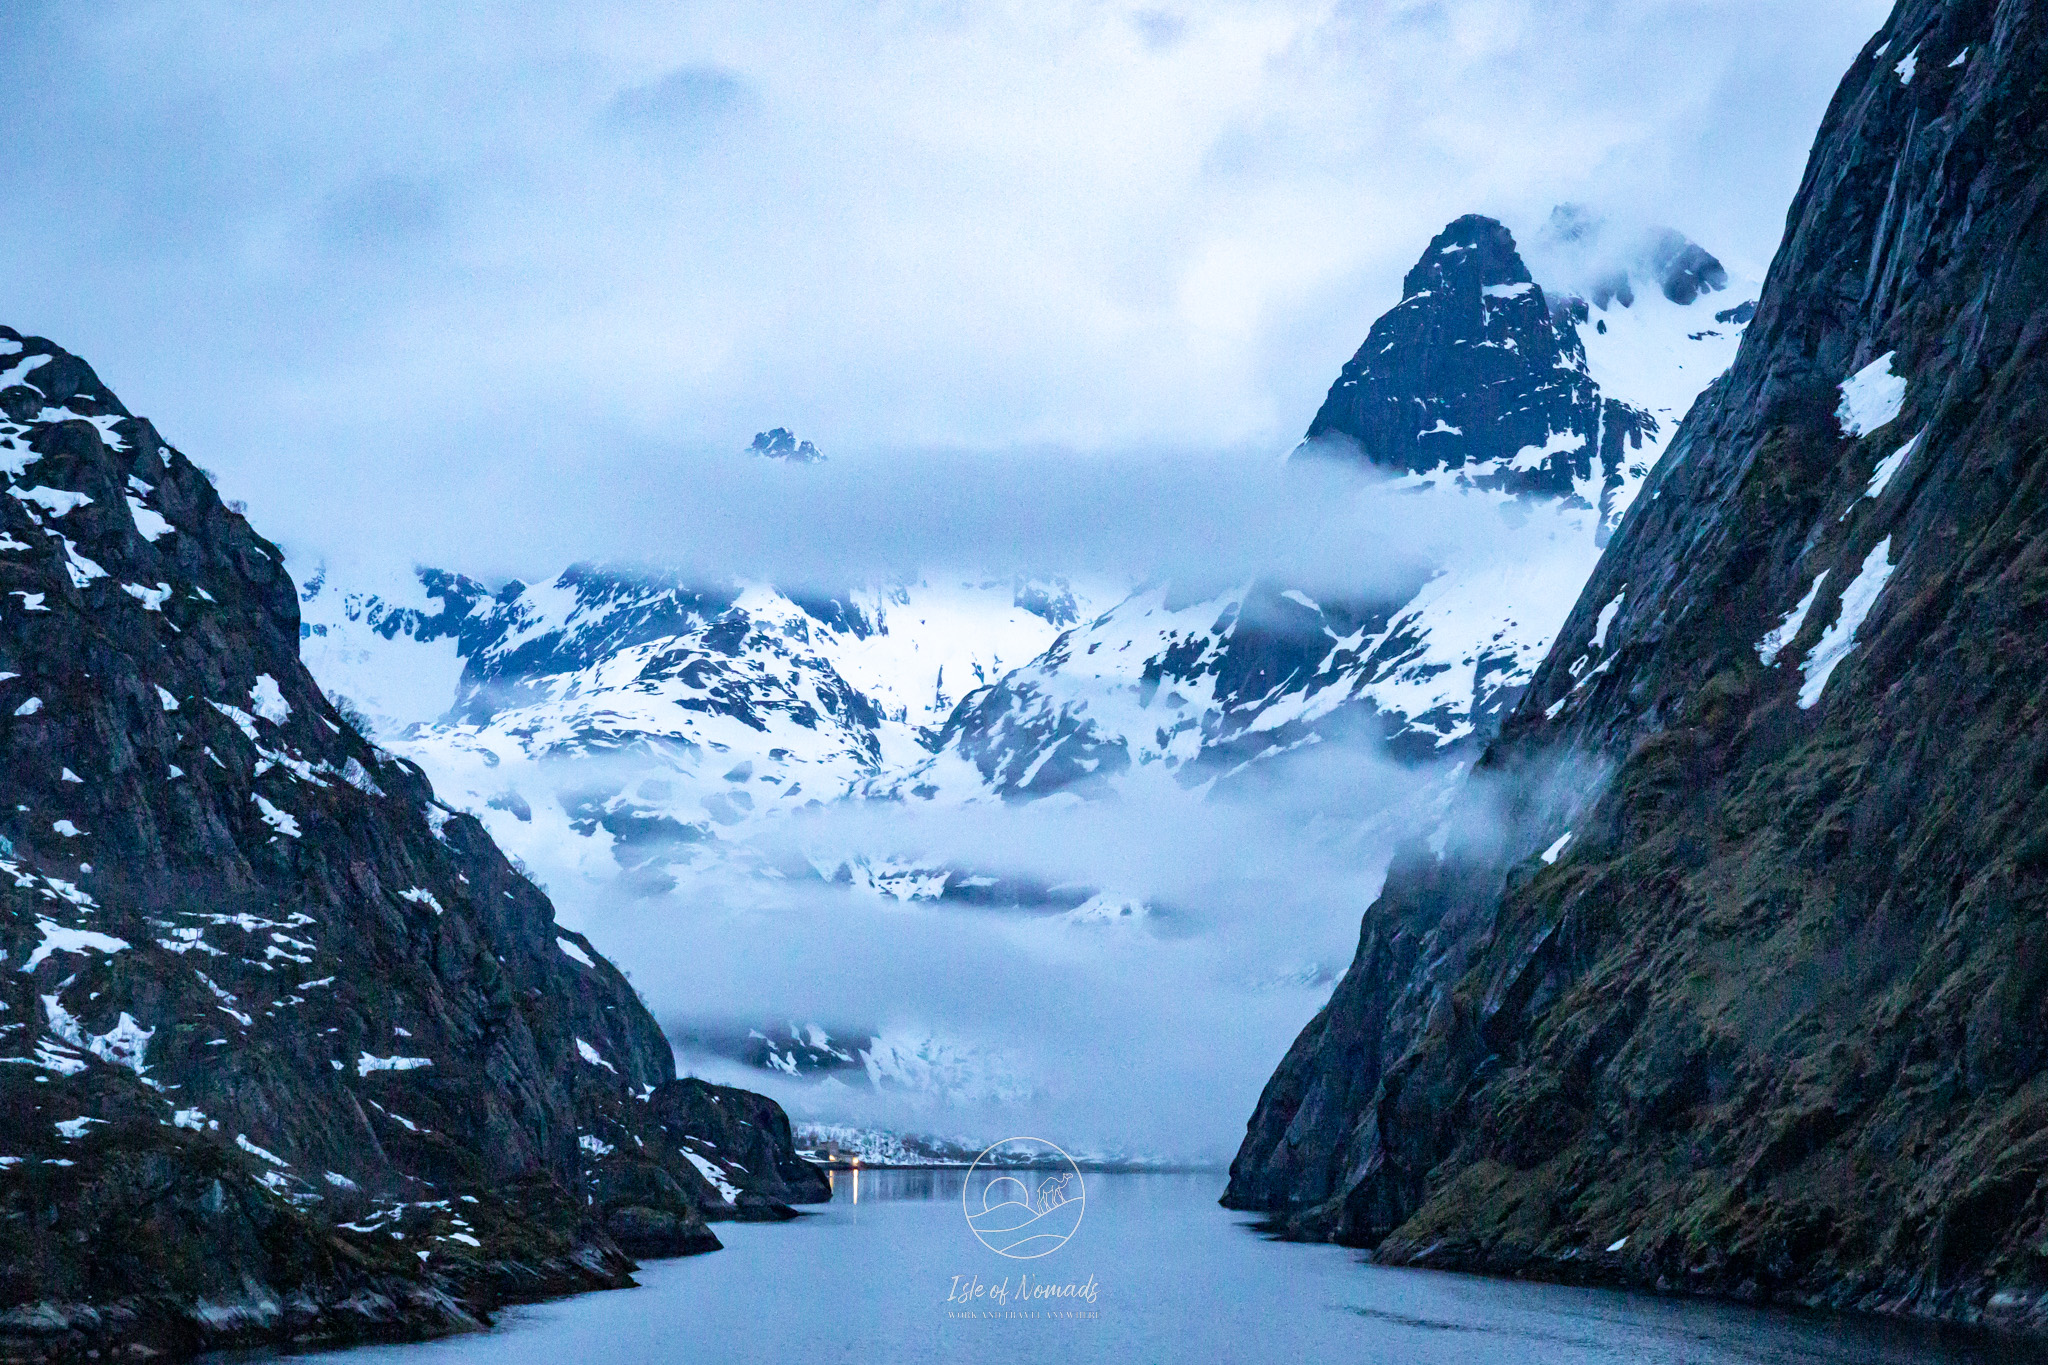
xmin=1228 ymin=0 xmax=2048 ymax=1333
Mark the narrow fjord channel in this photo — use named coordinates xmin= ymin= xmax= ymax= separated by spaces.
xmin=215 ymin=1173 xmax=2022 ymax=1365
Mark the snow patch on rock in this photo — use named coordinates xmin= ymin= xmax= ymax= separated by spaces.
xmin=20 ymin=921 xmax=129 ymax=973
xmin=1799 ymin=539 xmax=1896 ymax=709
xmin=1838 ymin=353 xmax=1907 ymax=437
xmin=249 ymin=674 xmax=291 ymax=725
xmin=357 ymin=1052 xmax=433 ymax=1077
xmin=1758 ymin=573 xmax=1829 ymax=667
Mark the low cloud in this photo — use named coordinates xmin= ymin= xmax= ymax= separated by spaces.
xmin=604 ymin=64 xmax=758 ymax=141
xmin=299 ymin=443 xmax=1612 ymax=603
xmin=317 ymin=174 xmax=445 ymax=258
xmin=510 ymin=712 xmax=1458 ymax=1159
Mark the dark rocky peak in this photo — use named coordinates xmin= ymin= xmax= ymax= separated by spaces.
xmin=1396 ymin=213 xmax=1540 ymax=302
xmin=1300 ymin=214 xmax=1651 ymax=519
xmin=747 ymin=427 xmax=824 ymax=463
xmin=1646 ymin=228 xmax=1730 ymax=306
xmin=0 ymin=334 xmax=128 ymax=423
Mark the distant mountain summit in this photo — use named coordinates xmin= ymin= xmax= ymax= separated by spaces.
xmin=1302 ymin=213 xmax=1650 ymax=516
xmin=1297 ymin=211 xmax=1733 ymax=538
xmin=747 ymin=428 xmax=825 ymax=463
xmin=1540 ymin=203 xmax=1731 ymax=309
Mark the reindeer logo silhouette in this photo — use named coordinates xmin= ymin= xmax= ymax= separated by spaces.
xmin=963 ymin=1138 xmax=1086 ymax=1258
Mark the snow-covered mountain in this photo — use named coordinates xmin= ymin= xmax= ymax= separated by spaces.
xmin=887 ymin=211 xmax=1756 ymax=801
xmin=297 ymin=563 xmax=1106 ymax=895
xmin=293 ymin=207 xmax=1755 ymax=1136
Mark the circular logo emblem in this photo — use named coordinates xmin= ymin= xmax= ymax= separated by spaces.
xmin=962 ymin=1137 xmax=1085 ymax=1259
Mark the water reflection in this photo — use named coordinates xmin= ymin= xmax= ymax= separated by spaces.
xmin=823 ymin=1165 xmax=969 ymax=1205
xmin=217 ymin=1174 xmax=2035 ymax=1365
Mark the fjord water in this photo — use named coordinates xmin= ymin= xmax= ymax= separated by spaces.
xmin=251 ymin=1173 xmax=2025 ymax=1365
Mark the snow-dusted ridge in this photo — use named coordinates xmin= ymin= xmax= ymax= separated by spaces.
xmin=0 ymin=323 xmax=837 ymax=1353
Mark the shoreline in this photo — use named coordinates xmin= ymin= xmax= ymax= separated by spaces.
xmin=806 ymin=1159 xmax=1229 ymax=1175
xmin=1227 ymin=1205 xmax=2048 ymax=1346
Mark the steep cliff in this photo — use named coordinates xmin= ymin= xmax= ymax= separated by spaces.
xmin=1228 ymin=0 xmax=2048 ymax=1333
xmin=0 ymin=328 xmax=825 ymax=1363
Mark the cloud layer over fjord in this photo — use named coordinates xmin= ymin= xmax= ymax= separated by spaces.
xmin=370 ymin=446 xmax=1613 ymax=599
xmin=0 ymin=0 xmax=1887 ymax=575
xmin=535 ymin=718 xmax=1453 ymax=1159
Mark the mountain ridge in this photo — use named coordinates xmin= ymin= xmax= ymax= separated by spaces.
xmin=893 ymin=210 xmax=1747 ymax=803
xmin=288 ymin=207 xmax=1754 ymax=1121
xmin=0 ymin=325 xmax=826 ymax=1363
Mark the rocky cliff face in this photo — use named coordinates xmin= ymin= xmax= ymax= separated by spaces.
xmin=1226 ymin=0 xmax=2048 ymax=1333
xmin=0 ymin=328 xmax=825 ymax=1363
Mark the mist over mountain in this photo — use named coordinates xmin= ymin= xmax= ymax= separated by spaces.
xmin=289 ymin=203 xmax=1754 ymax=1163
xmin=0 ymin=2 xmax=1887 ymax=584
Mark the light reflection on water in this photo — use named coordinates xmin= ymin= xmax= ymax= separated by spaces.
xmin=232 ymin=1173 xmax=2032 ymax=1365
xmin=824 ymin=1163 xmax=976 ymax=1206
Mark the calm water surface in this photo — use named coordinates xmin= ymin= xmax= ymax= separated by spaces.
xmin=249 ymin=1172 xmax=2036 ymax=1364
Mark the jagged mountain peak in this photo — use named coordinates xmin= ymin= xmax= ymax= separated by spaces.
xmin=1300 ymin=209 xmax=1648 ymax=519
xmin=1398 ymin=213 xmax=1539 ymax=299
xmin=1300 ymin=206 xmax=1751 ymax=528
xmin=747 ymin=427 xmax=825 ymax=463
xmin=0 ymin=331 xmax=129 ymax=425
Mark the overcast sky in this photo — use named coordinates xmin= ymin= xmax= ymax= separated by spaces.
xmin=0 ymin=0 xmax=1888 ymax=578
